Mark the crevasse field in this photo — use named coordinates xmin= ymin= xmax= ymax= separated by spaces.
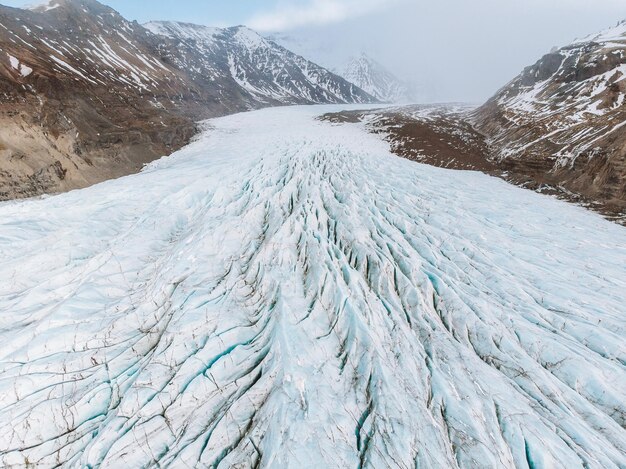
xmin=0 ymin=106 xmax=624 ymax=468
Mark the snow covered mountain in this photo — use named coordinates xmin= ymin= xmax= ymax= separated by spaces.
xmin=266 ymin=33 xmax=422 ymax=104
xmin=0 ymin=105 xmax=624 ymax=468
xmin=145 ymin=22 xmax=375 ymax=107
xmin=340 ymin=53 xmax=416 ymax=103
xmin=0 ymin=0 xmax=375 ymax=200
xmin=474 ymin=20 xmax=626 ymax=214
xmin=266 ymin=31 xmax=351 ymax=73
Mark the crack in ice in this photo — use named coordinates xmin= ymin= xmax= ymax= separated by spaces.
xmin=0 ymin=106 xmax=624 ymax=468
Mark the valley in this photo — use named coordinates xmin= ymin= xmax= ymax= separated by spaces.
xmin=323 ymin=103 xmax=626 ymax=224
xmin=0 ymin=105 xmax=624 ymax=468
xmin=0 ymin=2 xmax=625 ymax=468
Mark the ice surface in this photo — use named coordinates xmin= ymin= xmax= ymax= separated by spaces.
xmin=0 ymin=105 xmax=624 ymax=468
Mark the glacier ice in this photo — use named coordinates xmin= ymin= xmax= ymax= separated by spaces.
xmin=0 ymin=106 xmax=624 ymax=468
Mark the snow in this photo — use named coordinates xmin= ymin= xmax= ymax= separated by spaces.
xmin=340 ymin=53 xmax=414 ymax=103
xmin=49 ymin=54 xmax=96 ymax=84
xmin=7 ymin=54 xmax=19 ymax=70
xmin=574 ymin=20 xmax=626 ymax=44
xmin=6 ymin=53 xmax=33 ymax=77
xmin=233 ymin=26 xmax=266 ymax=50
xmin=0 ymin=105 xmax=624 ymax=468
xmin=144 ymin=21 xmax=221 ymax=44
xmin=19 ymin=63 xmax=32 ymax=76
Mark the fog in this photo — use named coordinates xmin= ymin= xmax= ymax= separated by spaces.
xmin=258 ymin=0 xmax=626 ymax=103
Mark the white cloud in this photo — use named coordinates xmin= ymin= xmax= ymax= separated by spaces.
xmin=247 ymin=0 xmax=401 ymax=32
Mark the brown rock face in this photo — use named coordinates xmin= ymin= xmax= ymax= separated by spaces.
xmin=472 ymin=20 xmax=626 ymax=218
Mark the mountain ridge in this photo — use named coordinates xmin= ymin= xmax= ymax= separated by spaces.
xmin=473 ymin=19 xmax=626 ymax=213
xmin=144 ymin=21 xmax=375 ymax=107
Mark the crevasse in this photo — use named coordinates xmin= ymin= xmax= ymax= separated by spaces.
xmin=0 ymin=106 xmax=624 ymax=468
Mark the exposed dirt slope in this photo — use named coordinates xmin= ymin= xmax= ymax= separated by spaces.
xmin=0 ymin=0 xmax=202 ymax=198
xmin=323 ymin=104 xmax=625 ymax=224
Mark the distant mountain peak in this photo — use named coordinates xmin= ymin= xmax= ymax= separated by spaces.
xmin=145 ymin=20 xmax=375 ymax=105
xmin=340 ymin=53 xmax=415 ymax=103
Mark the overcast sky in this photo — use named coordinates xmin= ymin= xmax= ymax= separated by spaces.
xmin=2 ymin=0 xmax=626 ymax=102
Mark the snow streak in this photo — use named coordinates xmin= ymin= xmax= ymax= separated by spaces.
xmin=0 ymin=106 xmax=624 ymax=468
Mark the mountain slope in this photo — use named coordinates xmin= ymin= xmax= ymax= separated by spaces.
xmin=144 ymin=21 xmax=375 ymax=107
xmin=340 ymin=53 xmax=415 ymax=103
xmin=474 ymin=20 xmax=626 ymax=213
xmin=0 ymin=0 xmax=375 ymax=200
xmin=0 ymin=0 xmax=199 ymax=199
xmin=0 ymin=106 xmax=624 ymax=468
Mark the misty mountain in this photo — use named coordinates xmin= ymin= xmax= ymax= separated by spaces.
xmin=266 ymin=30 xmax=441 ymax=104
xmin=265 ymin=31 xmax=343 ymax=71
xmin=339 ymin=53 xmax=416 ymax=103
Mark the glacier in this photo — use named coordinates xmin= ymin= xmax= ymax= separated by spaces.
xmin=0 ymin=105 xmax=624 ymax=468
